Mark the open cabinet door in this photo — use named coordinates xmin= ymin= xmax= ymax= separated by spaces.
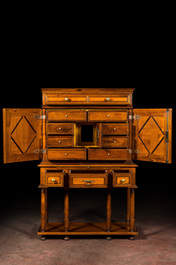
xmin=132 ymin=109 xmax=172 ymax=163
xmin=3 ymin=109 xmax=43 ymax=163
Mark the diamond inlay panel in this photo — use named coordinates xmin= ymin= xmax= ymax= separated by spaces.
xmin=11 ymin=116 xmax=36 ymax=154
xmin=138 ymin=116 xmax=164 ymax=154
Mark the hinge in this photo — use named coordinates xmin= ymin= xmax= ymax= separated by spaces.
xmin=165 ymin=131 xmax=169 ymax=143
xmin=129 ymin=114 xmax=141 ymax=120
xmin=34 ymin=149 xmax=46 ymax=154
xmin=34 ymin=115 xmax=46 ymax=120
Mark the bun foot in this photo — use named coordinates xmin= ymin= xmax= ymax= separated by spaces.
xmin=130 ymin=236 xmax=135 ymax=240
xmin=41 ymin=235 xmax=46 ymax=241
xmin=64 ymin=236 xmax=70 ymax=241
xmin=106 ymin=236 xmax=112 ymax=240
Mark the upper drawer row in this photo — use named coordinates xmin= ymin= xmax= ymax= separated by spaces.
xmin=43 ymin=94 xmax=132 ymax=106
xmin=46 ymin=110 xmax=128 ymax=122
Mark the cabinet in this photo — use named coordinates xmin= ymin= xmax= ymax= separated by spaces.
xmin=3 ymin=88 xmax=172 ymax=240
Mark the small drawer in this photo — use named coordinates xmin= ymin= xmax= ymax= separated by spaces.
xmin=47 ymin=148 xmax=86 ymax=160
xmin=101 ymin=136 xmax=128 ymax=148
xmin=69 ymin=173 xmax=108 ymax=188
xmin=113 ymin=172 xmax=132 ymax=187
xmin=47 ymin=136 xmax=74 ymax=147
xmin=88 ymin=96 xmax=130 ymax=105
xmin=46 ymin=110 xmax=87 ymax=122
xmin=88 ymin=111 xmax=128 ymax=122
xmin=46 ymin=171 xmax=64 ymax=187
xmin=88 ymin=148 xmax=129 ymax=160
xmin=46 ymin=123 xmax=75 ymax=135
xmin=102 ymin=123 xmax=128 ymax=135
xmin=44 ymin=94 xmax=87 ymax=105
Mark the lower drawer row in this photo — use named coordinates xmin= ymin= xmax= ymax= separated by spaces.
xmin=41 ymin=170 xmax=136 ymax=188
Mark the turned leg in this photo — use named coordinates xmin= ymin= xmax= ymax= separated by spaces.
xmin=106 ymin=188 xmax=111 ymax=232
xmin=127 ymin=188 xmax=131 ymax=223
xmin=45 ymin=188 xmax=48 ymax=224
xmin=130 ymin=188 xmax=135 ymax=232
xmin=64 ymin=187 xmax=69 ymax=233
xmin=41 ymin=188 xmax=46 ymax=232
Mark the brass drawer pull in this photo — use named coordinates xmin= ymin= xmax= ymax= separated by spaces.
xmin=58 ymin=141 xmax=61 ymax=143
xmin=113 ymin=128 xmax=117 ymax=130
xmin=107 ymin=115 xmax=110 ymax=117
xmin=106 ymin=97 xmax=110 ymax=101
xmin=52 ymin=178 xmax=56 ymax=182
xmin=121 ymin=179 xmax=126 ymax=183
xmin=59 ymin=127 xmax=62 ymax=130
xmin=113 ymin=140 xmax=116 ymax=143
xmin=65 ymin=115 xmax=68 ymax=117
xmin=82 ymin=180 xmax=95 ymax=185
xmin=107 ymin=153 xmax=110 ymax=156
xmin=65 ymin=153 xmax=68 ymax=156
xmin=65 ymin=97 xmax=69 ymax=101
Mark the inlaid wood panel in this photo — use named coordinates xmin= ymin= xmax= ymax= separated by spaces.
xmin=47 ymin=136 xmax=74 ymax=147
xmin=47 ymin=148 xmax=86 ymax=160
xmin=102 ymin=123 xmax=128 ymax=135
xmin=69 ymin=173 xmax=108 ymax=188
xmin=46 ymin=110 xmax=87 ymax=122
xmin=101 ymin=136 xmax=128 ymax=148
xmin=88 ymin=111 xmax=128 ymax=122
xmin=46 ymin=123 xmax=75 ymax=135
xmin=88 ymin=148 xmax=129 ymax=160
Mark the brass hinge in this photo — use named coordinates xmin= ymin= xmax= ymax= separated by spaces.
xmin=34 ymin=115 xmax=46 ymax=120
xmin=165 ymin=131 xmax=169 ymax=143
xmin=129 ymin=114 xmax=141 ymax=120
xmin=34 ymin=149 xmax=46 ymax=154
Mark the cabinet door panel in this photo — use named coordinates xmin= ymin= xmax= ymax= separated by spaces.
xmin=132 ymin=109 xmax=172 ymax=163
xmin=3 ymin=108 xmax=42 ymax=163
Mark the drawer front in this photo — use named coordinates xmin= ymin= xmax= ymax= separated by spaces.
xmin=88 ymin=111 xmax=128 ymax=122
xmin=88 ymin=96 xmax=130 ymax=105
xmin=46 ymin=171 xmax=64 ymax=187
xmin=101 ymin=136 xmax=128 ymax=148
xmin=47 ymin=136 xmax=74 ymax=147
xmin=47 ymin=110 xmax=87 ymax=122
xmin=113 ymin=173 xmax=132 ymax=187
xmin=47 ymin=148 xmax=86 ymax=160
xmin=102 ymin=123 xmax=128 ymax=135
xmin=88 ymin=149 xmax=129 ymax=160
xmin=44 ymin=94 xmax=87 ymax=105
xmin=46 ymin=123 xmax=74 ymax=135
xmin=69 ymin=173 xmax=108 ymax=188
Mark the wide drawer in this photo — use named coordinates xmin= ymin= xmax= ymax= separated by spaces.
xmin=44 ymin=94 xmax=87 ymax=105
xmin=102 ymin=123 xmax=128 ymax=135
xmin=46 ymin=171 xmax=64 ymax=187
xmin=113 ymin=172 xmax=132 ymax=187
xmin=69 ymin=172 xmax=108 ymax=188
xmin=47 ymin=136 xmax=74 ymax=147
xmin=88 ymin=149 xmax=129 ymax=160
xmin=46 ymin=110 xmax=87 ymax=122
xmin=88 ymin=111 xmax=128 ymax=122
xmin=101 ymin=136 xmax=128 ymax=148
xmin=46 ymin=123 xmax=75 ymax=135
xmin=47 ymin=148 xmax=86 ymax=160
xmin=88 ymin=96 xmax=130 ymax=105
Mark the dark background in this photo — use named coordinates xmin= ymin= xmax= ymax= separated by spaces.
xmin=0 ymin=80 xmax=175 ymax=225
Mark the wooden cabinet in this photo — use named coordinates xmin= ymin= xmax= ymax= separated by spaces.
xmin=2 ymin=88 xmax=172 ymax=240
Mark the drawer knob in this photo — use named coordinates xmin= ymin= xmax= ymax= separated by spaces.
xmin=52 ymin=178 xmax=56 ymax=182
xmin=65 ymin=97 xmax=69 ymax=101
xmin=113 ymin=140 xmax=116 ymax=143
xmin=113 ymin=128 xmax=117 ymax=130
xmin=107 ymin=153 xmax=110 ymax=156
xmin=107 ymin=115 xmax=110 ymax=117
xmin=58 ymin=141 xmax=61 ymax=143
xmin=59 ymin=127 xmax=62 ymax=130
xmin=65 ymin=153 xmax=68 ymax=156
xmin=65 ymin=115 xmax=68 ymax=117
xmin=106 ymin=97 xmax=110 ymax=101
xmin=121 ymin=179 xmax=126 ymax=183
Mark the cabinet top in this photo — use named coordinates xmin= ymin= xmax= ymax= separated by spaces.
xmin=41 ymin=88 xmax=135 ymax=94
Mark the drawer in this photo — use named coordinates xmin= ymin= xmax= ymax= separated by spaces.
xmin=88 ymin=96 xmax=130 ymax=105
xmin=88 ymin=111 xmax=128 ymax=122
xmin=46 ymin=123 xmax=75 ymax=135
xmin=44 ymin=94 xmax=87 ymax=105
xmin=101 ymin=136 xmax=128 ymax=148
xmin=113 ymin=172 xmax=132 ymax=187
xmin=69 ymin=172 xmax=108 ymax=188
xmin=102 ymin=123 xmax=128 ymax=135
xmin=47 ymin=148 xmax=86 ymax=160
xmin=46 ymin=171 xmax=64 ymax=187
xmin=46 ymin=110 xmax=87 ymax=122
xmin=88 ymin=149 xmax=129 ymax=160
xmin=47 ymin=136 xmax=74 ymax=147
